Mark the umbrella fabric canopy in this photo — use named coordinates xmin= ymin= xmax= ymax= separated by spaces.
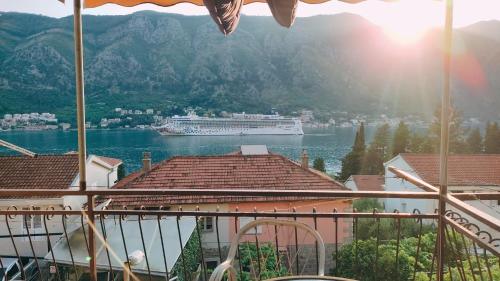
xmin=81 ymin=0 xmax=392 ymax=34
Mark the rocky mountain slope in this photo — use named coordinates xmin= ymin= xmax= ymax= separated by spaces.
xmin=1 ymin=12 xmax=499 ymax=122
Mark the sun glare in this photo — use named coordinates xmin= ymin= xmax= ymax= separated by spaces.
xmin=367 ymin=1 xmax=444 ymax=45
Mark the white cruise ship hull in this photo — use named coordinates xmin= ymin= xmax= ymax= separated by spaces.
xmin=153 ymin=114 xmax=304 ymax=136
xmin=156 ymin=126 xmax=304 ymax=136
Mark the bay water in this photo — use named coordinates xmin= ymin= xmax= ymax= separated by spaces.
xmin=0 ymin=127 xmax=375 ymax=175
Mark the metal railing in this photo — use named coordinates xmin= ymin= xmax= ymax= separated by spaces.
xmin=0 ymin=182 xmax=498 ymax=281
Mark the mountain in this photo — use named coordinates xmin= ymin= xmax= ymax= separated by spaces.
xmin=462 ymin=20 xmax=500 ymax=42
xmin=1 ymin=12 xmax=500 ymax=123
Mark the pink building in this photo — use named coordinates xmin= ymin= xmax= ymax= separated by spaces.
xmin=108 ymin=146 xmax=353 ymax=271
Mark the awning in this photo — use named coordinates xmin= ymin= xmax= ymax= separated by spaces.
xmin=77 ymin=0 xmax=394 ymax=35
xmin=46 ymin=217 xmax=196 ymax=276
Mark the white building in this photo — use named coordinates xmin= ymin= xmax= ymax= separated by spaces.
xmin=0 ymin=153 xmax=122 ymax=258
xmin=384 ymin=154 xmax=500 ymax=228
xmin=146 ymin=109 xmax=154 ymax=115
xmin=59 ymin=123 xmax=71 ymax=130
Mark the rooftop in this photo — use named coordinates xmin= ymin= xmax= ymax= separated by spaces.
xmin=399 ymin=153 xmax=500 ymax=186
xmin=108 ymin=152 xmax=346 ymax=206
xmin=96 ymin=156 xmax=122 ymax=167
xmin=348 ymin=175 xmax=385 ymax=192
xmin=0 ymin=153 xmax=123 ymax=192
xmin=0 ymin=154 xmax=79 ymax=190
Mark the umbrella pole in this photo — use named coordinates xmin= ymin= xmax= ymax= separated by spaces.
xmin=73 ymin=0 xmax=87 ymax=192
xmin=438 ymin=0 xmax=454 ymax=280
xmin=73 ymin=1 xmax=96 ymax=280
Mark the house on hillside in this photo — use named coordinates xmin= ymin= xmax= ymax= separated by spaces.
xmin=106 ymin=145 xmax=353 ymax=273
xmin=384 ymin=153 xmax=500 ymax=227
xmin=0 ymin=153 xmax=122 ymax=260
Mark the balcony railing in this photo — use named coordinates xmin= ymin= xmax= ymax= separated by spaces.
xmin=0 ymin=171 xmax=498 ymax=281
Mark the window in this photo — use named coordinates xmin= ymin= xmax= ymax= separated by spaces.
xmin=239 ymin=217 xmax=262 ymax=234
xmin=205 ymin=259 xmax=219 ymax=270
xmin=23 ymin=207 xmax=43 ymax=241
xmin=200 ymin=216 xmax=214 ymax=232
xmin=23 ymin=207 xmax=42 ymax=230
xmin=401 ymin=203 xmax=407 ymax=213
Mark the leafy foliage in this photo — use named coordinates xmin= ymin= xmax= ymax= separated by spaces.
xmin=392 ymin=121 xmax=410 ymax=157
xmin=466 ymin=127 xmax=483 ymax=153
xmin=117 ymin=164 xmax=126 ymax=181
xmin=484 ymin=121 xmax=500 ymax=153
xmin=339 ymin=123 xmax=365 ymax=181
xmin=361 ymin=123 xmax=390 ymax=175
xmin=171 ymin=224 xmax=202 ymax=281
xmin=238 ymin=243 xmax=287 ymax=281
xmin=313 ymin=157 xmax=326 ymax=172
xmin=335 ymin=229 xmax=500 ymax=281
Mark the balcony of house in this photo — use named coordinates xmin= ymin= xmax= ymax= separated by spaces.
xmin=0 ymin=186 xmax=498 ymax=281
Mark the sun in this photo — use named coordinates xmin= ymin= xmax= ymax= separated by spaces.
xmin=369 ymin=0 xmax=444 ymax=45
xmin=383 ymin=19 xmax=435 ymax=45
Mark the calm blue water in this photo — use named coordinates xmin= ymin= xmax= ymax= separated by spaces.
xmin=0 ymin=128 xmax=375 ymax=174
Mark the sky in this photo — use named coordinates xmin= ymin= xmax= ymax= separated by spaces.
xmin=1 ymin=0 xmax=500 ymax=30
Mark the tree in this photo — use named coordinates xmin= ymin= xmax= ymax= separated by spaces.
xmin=392 ymin=121 xmax=410 ymax=157
xmin=361 ymin=124 xmax=390 ymax=175
xmin=313 ymin=157 xmax=326 ymax=172
xmin=484 ymin=122 xmax=500 ymax=153
xmin=466 ymin=128 xmax=483 ymax=153
xmin=335 ymin=238 xmax=413 ymax=281
xmin=117 ymin=163 xmax=126 ymax=181
xmin=339 ymin=123 xmax=365 ymax=181
xmin=427 ymin=104 xmax=467 ymax=153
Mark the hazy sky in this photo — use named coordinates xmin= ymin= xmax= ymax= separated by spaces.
xmin=1 ymin=0 xmax=500 ymax=28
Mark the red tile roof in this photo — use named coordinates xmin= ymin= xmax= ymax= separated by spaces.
xmin=96 ymin=156 xmax=122 ymax=167
xmin=400 ymin=154 xmax=500 ymax=186
xmin=108 ymin=154 xmax=346 ymax=206
xmin=350 ymin=175 xmax=384 ymax=191
xmin=0 ymin=154 xmax=79 ymax=190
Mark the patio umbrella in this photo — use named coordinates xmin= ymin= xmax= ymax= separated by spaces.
xmin=80 ymin=0 xmax=395 ymax=35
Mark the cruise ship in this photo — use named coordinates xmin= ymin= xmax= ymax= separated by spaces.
xmin=153 ymin=112 xmax=304 ymax=136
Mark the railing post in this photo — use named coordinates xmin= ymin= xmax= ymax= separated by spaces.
xmin=88 ymin=195 xmax=97 ymax=281
xmin=73 ymin=0 xmax=87 ymax=191
xmin=438 ymin=0 xmax=454 ymax=280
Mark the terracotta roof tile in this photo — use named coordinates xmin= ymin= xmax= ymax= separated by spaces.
xmin=400 ymin=154 xmax=500 ymax=186
xmin=0 ymin=154 xmax=79 ymax=190
xmin=97 ymin=156 xmax=122 ymax=167
xmin=351 ymin=175 xmax=384 ymax=191
xmin=108 ymin=154 xmax=346 ymax=206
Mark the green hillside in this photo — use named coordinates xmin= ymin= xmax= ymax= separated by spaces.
xmin=1 ymin=12 xmax=500 ymax=123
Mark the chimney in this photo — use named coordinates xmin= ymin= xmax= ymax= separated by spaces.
xmin=301 ymin=149 xmax=309 ymax=169
xmin=142 ymin=152 xmax=151 ymax=172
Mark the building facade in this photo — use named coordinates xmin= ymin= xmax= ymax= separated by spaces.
xmin=106 ymin=146 xmax=353 ymax=273
xmin=0 ymin=154 xmax=122 ymax=258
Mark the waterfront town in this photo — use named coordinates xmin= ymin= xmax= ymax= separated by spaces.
xmin=2 ymin=108 xmax=438 ymax=131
